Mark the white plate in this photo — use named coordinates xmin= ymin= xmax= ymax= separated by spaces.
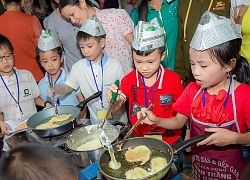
xmin=5 ymin=119 xmax=28 ymax=134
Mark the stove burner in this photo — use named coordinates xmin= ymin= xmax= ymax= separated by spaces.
xmin=26 ymin=126 xmax=84 ymax=147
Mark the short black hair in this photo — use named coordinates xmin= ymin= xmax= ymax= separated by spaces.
xmin=0 ymin=143 xmax=78 ymax=180
xmin=4 ymin=0 xmax=21 ymax=4
xmin=76 ymin=31 xmax=106 ymax=43
xmin=35 ymin=46 xmax=63 ymax=61
xmin=132 ymin=46 xmax=165 ymax=56
xmin=0 ymin=34 xmax=14 ymax=53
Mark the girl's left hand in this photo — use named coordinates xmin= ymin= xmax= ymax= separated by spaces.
xmin=197 ymin=128 xmax=238 ymax=146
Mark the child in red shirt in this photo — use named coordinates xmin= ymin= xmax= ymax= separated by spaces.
xmin=106 ymin=18 xmax=184 ymax=175
xmin=139 ymin=11 xmax=250 ymax=180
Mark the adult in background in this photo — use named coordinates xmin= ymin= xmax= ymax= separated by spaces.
xmin=22 ymin=0 xmax=46 ymax=28
xmin=230 ymin=0 xmax=250 ymax=33
xmin=0 ymin=0 xmax=44 ymax=82
xmin=130 ymin=0 xmax=178 ymax=71
xmin=0 ymin=0 xmax=5 ymax=15
xmin=43 ymin=0 xmax=86 ymax=72
xmin=59 ymin=0 xmax=134 ymax=74
xmin=240 ymin=3 xmax=250 ymax=64
xmin=174 ymin=0 xmax=231 ymax=85
xmin=124 ymin=0 xmax=139 ymax=15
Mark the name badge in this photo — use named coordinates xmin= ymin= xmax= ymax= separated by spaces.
xmin=143 ymin=134 xmax=163 ymax=140
xmin=97 ymin=110 xmax=112 ymax=120
xmin=143 ymin=131 xmax=163 ymax=140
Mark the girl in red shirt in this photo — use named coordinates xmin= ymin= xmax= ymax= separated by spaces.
xmin=139 ymin=11 xmax=250 ymax=180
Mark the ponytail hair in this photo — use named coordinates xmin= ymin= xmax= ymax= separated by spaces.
xmin=232 ymin=56 xmax=250 ymax=84
xmin=138 ymin=0 xmax=149 ymax=21
xmin=208 ymin=38 xmax=250 ymax=84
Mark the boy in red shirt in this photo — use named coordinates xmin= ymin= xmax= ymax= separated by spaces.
xmin=106 ymin=18 xmax=184 ymax=175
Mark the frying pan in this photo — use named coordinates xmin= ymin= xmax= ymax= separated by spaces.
xmin=99 ymin=134 xmax=211 ymax=180
xmin=27 ymin=91 xmax=102 ymax=137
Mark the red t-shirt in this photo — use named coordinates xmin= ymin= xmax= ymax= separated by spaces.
xmin=120 ymin=66 xmax=184 ymax=145
xmin=0 ymin=11 xmax=44 ymax=82
xmin=173 ymin=82 xmax=250 ymax=133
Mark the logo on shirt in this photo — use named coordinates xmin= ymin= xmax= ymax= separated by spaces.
xmin=159 ymin=94 xmax=172 ymax=104
xmin=159 ymin=94 xmax=172 ymax=110
xmin=212 ymin=1 xmax=226 ymax=11
xmin=23 ymin=89 xmax=31 ymax=97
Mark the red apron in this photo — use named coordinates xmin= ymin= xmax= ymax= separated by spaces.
xmin=190 ymin=80 xmax=244 ymax=180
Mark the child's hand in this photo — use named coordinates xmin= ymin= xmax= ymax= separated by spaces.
xmin=184 ymin=129 xmax=191 ymax=152
xmin=197 ymin=128 xmax=237 ymax=146
xmin=47 ymin=84 xmax=68 ymax=99
xmin=137 ymin=108 xmax=157 ymax=125
xmin=45 ymin=102 xmax=53 ymax=109
xmin=105 ymin=84 xmax=123 ymax=107
xmin=47 ymin=86 xmax=56 ymax=99
xmin=0 ymin=121 xmax=11 ymax=135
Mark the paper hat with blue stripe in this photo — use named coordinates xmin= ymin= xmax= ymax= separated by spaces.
xmin=190 ymin=11 xmax=242 ymax=51
xmin=132 ymin=18 xmax=165 ymax=51
xmin=38 ymin=30 xmax=60 ymax=51
xmin=79 ymin=15 xmax=106 ymax=37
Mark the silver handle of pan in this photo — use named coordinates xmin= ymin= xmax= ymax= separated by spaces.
xmin=76 ymin=91 xmax=102 ymax=111
xmin=172 ymin=132 xmax=213 ymax=155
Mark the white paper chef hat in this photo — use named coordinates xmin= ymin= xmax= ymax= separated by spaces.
xmin=38 ymin=30 xmax=60 ymax=51
xmin=190 ymin=11 xmax=241 ymax=51
xmin=79 ymin=15 xmax=106 ymax=37
xmin=132 ymin=18 xmax=165 ymax=51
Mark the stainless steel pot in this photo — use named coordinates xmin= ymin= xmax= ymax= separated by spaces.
xmin=65 ymin=121 xmax=127 ymax=166
xmin=68 ymin=150 xmax=92 ymax=168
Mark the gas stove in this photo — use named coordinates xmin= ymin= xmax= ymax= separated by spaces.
xmin=6 ymin=128 xmax=181 ymax=180
xmin=6 ymin=125 xmax=84 ymax=149
xmin=25 ymin=127 xmax=80 ymax=147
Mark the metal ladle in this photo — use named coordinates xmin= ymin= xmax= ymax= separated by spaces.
xmin=96 ymin=80 xmax=119 ymax=147
xmin=49 ymin=76 xmax=58 ymax=116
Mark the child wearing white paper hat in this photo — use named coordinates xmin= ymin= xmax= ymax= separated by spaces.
xmin=106 ymin=18 xmax=184 ymax=179
xmin=36 ymin=30 xmax=85 ymax=118
xmin=138 ymin=11 xmax=250 ymax=180
xmin=47 ymin=15 xmax=128 ymax=126
xmin=59 ymin=0 xmax=134 ymax=74
xmin=0 ymin=34 xmax=52 ymax=154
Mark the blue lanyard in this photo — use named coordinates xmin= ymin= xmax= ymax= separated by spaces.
xmin=141 ymin=70 xmax=159 ymax=108
xmin=202 ymin=76 xmax=233 ymax=108
xmin=90 ymin=58 xmax=104 ymax=107
xmin=48 ymin=69 xmax=62 ymax=105
xmin=0 ymin=69 xmax=23 ymax=115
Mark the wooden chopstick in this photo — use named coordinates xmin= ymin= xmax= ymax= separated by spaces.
xmin=117 ymin=104 xmax=155 ymax=151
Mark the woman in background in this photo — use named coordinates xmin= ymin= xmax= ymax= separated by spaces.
xmin=59 ymin=0 xmax=134 ymax=74
xmin=0 ymin=0 xmax=43 ymax=82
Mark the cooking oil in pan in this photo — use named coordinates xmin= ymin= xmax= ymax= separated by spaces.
xmin=102 ymin=147 xmax=168 ymax=179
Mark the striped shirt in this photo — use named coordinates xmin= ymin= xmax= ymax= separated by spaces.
xmin=0 ymin=68 xmax=40 ymax=121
